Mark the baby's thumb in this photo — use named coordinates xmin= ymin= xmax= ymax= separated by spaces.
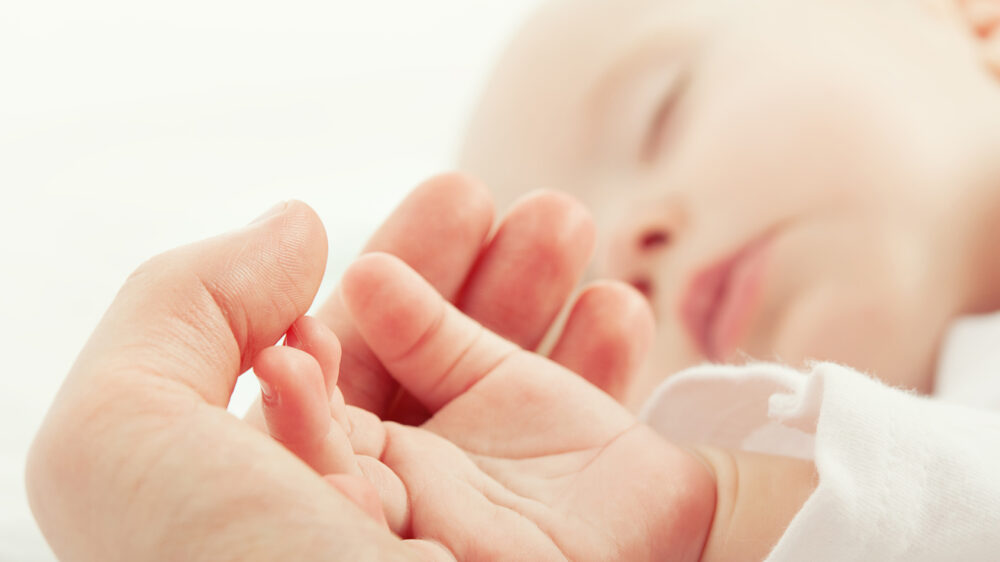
xmin=72 ymin=201 xmax=328 ymax=406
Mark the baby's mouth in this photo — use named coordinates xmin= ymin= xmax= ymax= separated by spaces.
xmin=680 ymin=234 xmax=773 ymax=361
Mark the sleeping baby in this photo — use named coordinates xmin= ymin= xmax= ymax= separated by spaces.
xmin=246 ymin=0 xmax=1000 ymax=559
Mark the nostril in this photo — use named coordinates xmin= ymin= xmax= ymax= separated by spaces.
xmin=639 ymin=229 xmax=670 ymax=251
xmin=630 ymin=277 xmax=654 ymax=299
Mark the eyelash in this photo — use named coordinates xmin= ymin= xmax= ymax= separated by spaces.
xmin=640 ymin=68 xmax=690 ymax=164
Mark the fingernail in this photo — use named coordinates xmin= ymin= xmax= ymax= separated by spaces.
xmin=250 ymin=201 xmax=289 ymax=225
xmin=259 ymin=378 xmax=277 ymax=404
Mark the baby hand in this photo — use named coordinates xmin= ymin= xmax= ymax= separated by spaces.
xmin=252 ymin=316 xmax=393 ymax=529
xmin=254 ymin=255 xmax=716 ymax=560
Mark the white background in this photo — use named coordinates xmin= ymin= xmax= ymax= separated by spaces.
xmin=0 ymin=1 xmax=539 ymax=558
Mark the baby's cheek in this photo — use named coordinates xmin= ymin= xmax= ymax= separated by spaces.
xmin=771 ymin=286 xmax=935 ymax=392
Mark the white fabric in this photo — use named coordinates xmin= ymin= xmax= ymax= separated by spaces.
xmin=935 ymin=311 xmax=1000 ymax=410
xmin=639 ymin=360 xmax=1000 ymax=561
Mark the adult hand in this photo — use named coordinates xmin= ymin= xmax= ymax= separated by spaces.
xmin=25 ymin=201 xmax=446 ymax=561
xmin=243 ymin=174 xmax=652 ymax=428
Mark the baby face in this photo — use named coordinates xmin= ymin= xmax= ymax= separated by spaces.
xmin=460 ymin=0 xmax=1000 ymax=407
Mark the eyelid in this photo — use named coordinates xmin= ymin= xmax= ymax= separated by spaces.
xmin=639 ymin=66 xmax=690 ymax=164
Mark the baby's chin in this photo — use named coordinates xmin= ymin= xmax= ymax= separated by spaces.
xmin=767 ymin=299 xmax=937 ymax=394
xmin=629 ymin=297 xmax=937 ymax=402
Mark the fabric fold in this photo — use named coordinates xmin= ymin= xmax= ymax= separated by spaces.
xmin=640 ymin=361 xmax=1000 ymax=561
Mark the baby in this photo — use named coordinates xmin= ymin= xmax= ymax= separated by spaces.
xmin=459 ymin=0 xmax=1000 ymax=406
xmin=248 ymin=0 xmax=1000 ymax=559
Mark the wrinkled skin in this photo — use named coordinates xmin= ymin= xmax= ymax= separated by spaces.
xmin=258 ymin=253 xmax=715 ymax=560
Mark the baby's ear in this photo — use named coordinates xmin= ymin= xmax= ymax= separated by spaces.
xmin=954 ymin=0 xmax=1000 ymax=74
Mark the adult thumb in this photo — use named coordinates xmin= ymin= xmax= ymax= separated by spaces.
xmin=26 ymin=202 xmax=424 ymax=562
xmin=72 ymin=200 xmax=328 ymax=407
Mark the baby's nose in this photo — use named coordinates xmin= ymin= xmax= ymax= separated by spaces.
xmin=604 ymin=197 xmax=687 ymax=301
xmin=630 ymin=228 xmax=671 ymax=297
xmin=639 ymin=228 xmax=671 ymax=252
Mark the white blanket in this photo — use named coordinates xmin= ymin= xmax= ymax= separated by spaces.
xmin=641 ymin=313 xmax=1000 ymax=560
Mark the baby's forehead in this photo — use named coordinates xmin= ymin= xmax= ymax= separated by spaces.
xmin=461 ymin=0 xmax=668 ymax=206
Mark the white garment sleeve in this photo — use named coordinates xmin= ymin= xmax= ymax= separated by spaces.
xmin=639 ymin=362 xmax=1000 ymax=561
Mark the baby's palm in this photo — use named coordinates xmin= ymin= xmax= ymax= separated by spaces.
xmin=345 ymin=254 xmax=715 ymax=561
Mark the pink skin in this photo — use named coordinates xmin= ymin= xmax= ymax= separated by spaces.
xmin=28 ymin=176 xmax=813 ymax=561
xmin=459 ymin=0 xmax=1000 ymax=408
xmin=254 ymin=250 xmax=813 ymax=561
xmin=680 ymin=233 xmax=772 ymax=361
xmin=254 ymin=255 xmax=714 ymax=561
xmin=247 ymin=175 xmax=696 ymax=555
xmin=244 ymin=175 xmax=647 ymax=429
xmin=255 ymin=317 xmax=356 ymax=477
